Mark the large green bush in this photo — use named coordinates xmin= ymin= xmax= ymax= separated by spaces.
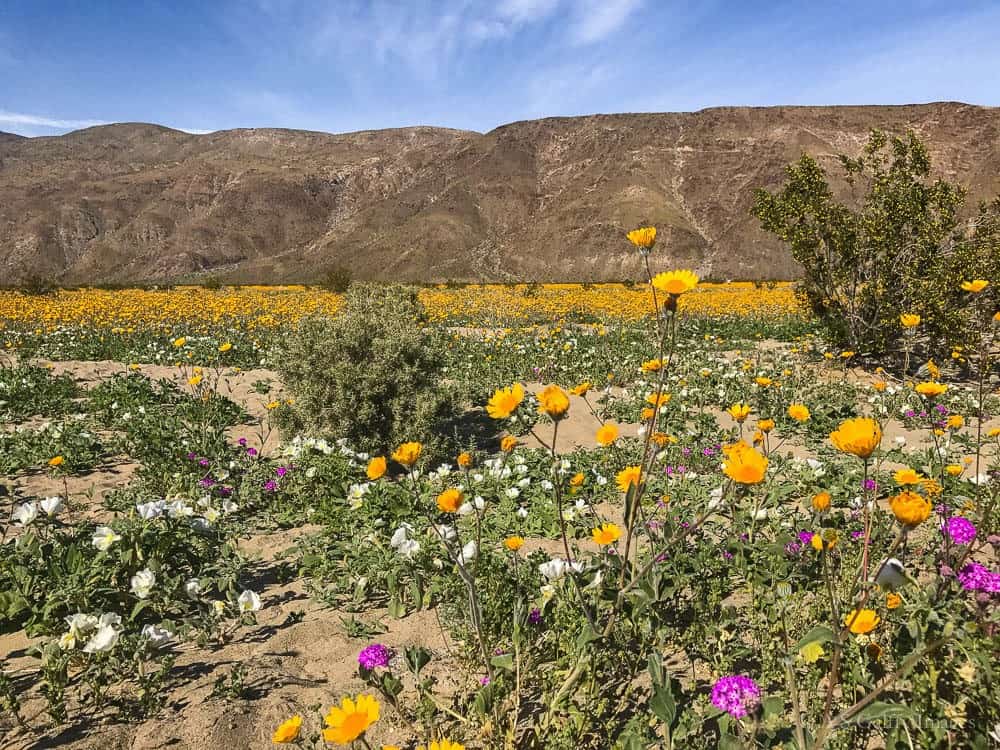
xmin=273 ymin=283 xmax=459 ymax=461
xmin=753 ymin=130 xmax=999 ymax=364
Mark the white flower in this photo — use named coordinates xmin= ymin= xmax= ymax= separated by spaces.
xmin=305 ymin=466 xmax=317 ymax=479
xmin=516 ymin=507 xmax=529 ymax=519
xmin=540 ymin=584 xmax=555 ymax=601
xmin=237 ymin=589 xmax=262 ymax=613
xmin=82 ymin=614 xmax=121 ymax=653
xmin=595 ymin=474 xmax=608 ymax=486
xmin=136 ymin=500 xmax=165 ymax=519
xmin=130 ymin=568 xmax=156 ymax=599
xmin=12 ymin=502 xmax=39 ymax=526
xmin=472 ymin=496 xmax=485 ymax=511
xmin=65 ymin=612 xmax=98 ymax=638
xmin=433 ymin=524 xmax=457 ymax=541
xmin=472 ymin=473 xmax=485 ymax=483
xmin=397 ymin=539 xmax=420 ymax=559
xmin=184 ymin=579 xmax=202 ymax=600
xmin=457 ymin=502 xmax=475 ymax=516
xmin=539 ymin=558 xmax=583 ymax=581
xmin=167 ymin=500 xmax=194 ymax=518
xmin=458 ymin=541 xmax=478 ymax=565
xmin=58 ymin=632 xmax=77 ymax=650
xmin=894 ymin=436 xmax=906 ymax=447
xmin=141 ymin=624 xmax=173 ymax=648
xmin=40 ymin=497 xmax=64 ymax=517
xmin=221 ymin=498 xmax=239 ymax=514
xmin=389 ymin=524 xmax=414 ymax=548
xmin=584 ymin=569 xmax=604 ymax=590
xmin=505 ymin=487 xmax=521 ymax=499
xmin=92 ymin=525 xmax=122 ymax=551
xmin=752 ymin=508 xmax=768 ymax=521
xmin=203 ymin=508 xmax=221 ymax=524
xmin=541 ymin=479 xmax=554 ymax=491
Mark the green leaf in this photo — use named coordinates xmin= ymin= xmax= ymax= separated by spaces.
xmin=576 ymin=622 xmax=601 ymax=649
xmin=650 ymin=685 xmax=676 ymax=727
xmin=845 ymin=701 xmax=915 ymax=725
xmin=490 ymin=654 xmax=514 ymax=672
xmin=793 ymin=625 xmax=835 ymax=652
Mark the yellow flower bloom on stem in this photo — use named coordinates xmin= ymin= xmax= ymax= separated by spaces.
xmin=273 ymin=715 xmax=302 ymax=743
xmin=592 ymin=523 xmax=622 ymax=545
xmin=960 ymin=279 xmax=989 ymax=293
xmin=757 ymin=418 xmax=775 ymax=433
xmin=392 ymin=441 xmax=423 ymax=468
xmin=651 ymin=270 xmax=699 ymax=296
xmin=787 ymin=404 xmax=810 ymax=422
xmin=596 ymin=422 xmax=619 ymax=446
xmin=945 ymin=464 xmax=963 ymax=477
xmin=889 ymin=490 xmax=931 ymax=527
xmin=626 ymin=226 xmax=657 ymax=249
xmin=899 ymin=313 xmax=920 ymax=328
xmin=487 ymin=382 xmax=525 ymax=419
xmin=646 ymin=392 xmax=671 ymax=409
xmin=892 ymin=468 xmax=923 ymax=485
xmin=641 ymin=358 xmax=663 ymax=372
xmin=811 ymin=530 xmax=838 ymax=551
xmin=173 ymin=337 xmax=186 ymax=347
xmin=537 ymin=384 xmax=570 ymax=419
xmin=569 ymin=472 xmax=585 ymax=488
xmin=811 ymin=492 xmax=831 ymax=512
xmin=843 ymin=609 xmax=880 ymax=634
xmin=366 ymin=456 xmax=387 ymax=480
xmin=218 ymin=341 xmax=233 ymax=352
xmin=754 ymin=376 xmax=773 ymax=387
xmin=640 ymin=407 xmax=655 ymax=421
xmin=457 ymin=451 xmax=473 ymax=468
xmin=915 ymin=381 xmax=947 ymax=398
xmin=727 ymin=403 xmax=751 ymax=422
xmin=188 ymin=375 xmax=202 ymax=386
xmin=570 ymin=382 xmax=592 ymax=397
xmin=721 ymin=441 xmax=768 ymax=484
xmin=436 ymin=488 xmax=464 ymax=513
xmin=500 ymin=435 xmax=519 ymax=452
xmin=48 ymin=456 xmax=64 ymax=467
xmin=946 ymin=415 xmax=964 ymax=429
xmin=799 ymin=641 xmax=825 ymax=664
xmin=829 ymin=418 xmax=881 ymax=459
xmin=418 ymin=741 xmax=465 ymax=750
xmin=616 ymin=465 xmax=642 ymax=493
xmin=886 ymin=593 xmax=902 ymax=610
xmin=504 ymin=536 xmax=524 ymax=552
xmin=323 ymin=694 xmax=380 ymax=745
xmin=265 ymin=400 xmax=281 ymax=410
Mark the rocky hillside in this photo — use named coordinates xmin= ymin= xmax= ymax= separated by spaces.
xmin=1 ymin=102 xmax=997 ymax=284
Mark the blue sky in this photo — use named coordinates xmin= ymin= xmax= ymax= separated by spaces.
xmin=1 ymin=0 xmax=998 ymax=137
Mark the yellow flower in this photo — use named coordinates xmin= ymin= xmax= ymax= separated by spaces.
xmin=945 ymin=464 xmax=963 ymax=477
xmin=596 ymin=423 xmax=619 ymax=446
xmin=651 ymin=270 xmax=699 ymax=295
xmin=436 ymin=488 xmax=464 ymax=513
xmin=173 ymin=337 xmax=186 ymax=347
xmin=392 ymin=441 xmax=423 ymax=468
xmin=487 ymin=382 xmax=525 ymax=419
xmin=892 ymin=468 xmax=923 ymax=485
xmin=886 ymin=593 xmax=902 ymax=610
xmin=946 ymin=415 xmax=964 ymax=429
xmin=323 ymin=694 xmax=380 ymax=745
xmin=727 ymin=403 xmax=751 ymax=423
xmin=366 ymin=456 xmax=387 ymax=480
xmin=48 ymin=456 xmax=64 ymax=467
xmin=872 ymin=380 xmax=887 ymax=392
xmin=799 ymin=641 xmax=825 ymax=664
xmin=504 ymin=536 xmax=524 ymax=552
xmin=811 ymin=530 xmax=838 ymax=551
xmin=889 ymin=490 xmax=931 ymax=527
xmin=645 ymin=392 xmax=671 ymax=409
xmin=273 ymin=715 xmax=302 ymax=743
xmin=811 ymin=492 xmax=831 ymax=512
xmin=456 ymin=451 xmax=473 ymax=468
xmin=754 ymin=376 xmax=772 ymax=387
xmin=757 ymin=418 xmax=775 ymax=433
xmin=829 ymin=418 xmax=881 ymax=459
xmin=915 ymin=381 xmax=947 ymax=398
xmin=537 ymin=384 xmax=570 ymax=419
xmin=265 ymin=400 xmax=281 ymax=410
xmin=843 ymin=609 xmax=880 ymax=635
xmin=616 ymin=465 xmax=642 ymax=493
xmin=569 ymin=472 xmax=585 ymax=488
xmin=721 ymin=441 xmax=768 ymax=484
xmin=641 ymin=358 xmax=663 ymax=372
xmin=626 ymin=226 xmax=657 ymax=249
xmin=787 ymin=404 xmax=810 ymax=422
xmin=218 ymin=342 xmax=233 ymax=352
xmin=592 ymin=523 xmax=622 ymax=545
xmin=960 ymin=279 xmax=989 ymax=293
xmin=899 ymin=314 xmax=920 ymax=328
xmin=570 ymin=382 xmax=591 ymax=396
xmin=418 ymin=741 xmax=465 ymax=750
xmin=188 ymin=375 xmax=202 ymax=386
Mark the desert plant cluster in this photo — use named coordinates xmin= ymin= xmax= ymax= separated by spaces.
xmin=1 ymin=134 xmax=998 ymax=750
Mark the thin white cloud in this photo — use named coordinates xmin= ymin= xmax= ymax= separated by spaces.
xmin=497 ymin=0 xmax=561 ymax=23
xmin=569 ymin=0 xmax=643 ymax=45
xmin=0 ymin=110 xmax=108 ymax=130
xmin=175 ymin=127 xmax=215 ymax=134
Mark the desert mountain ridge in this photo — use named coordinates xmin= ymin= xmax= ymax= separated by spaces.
xmin=1 ymin=101 xmax=998 ymax=284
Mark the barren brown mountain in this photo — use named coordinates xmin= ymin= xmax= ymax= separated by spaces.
xmin=1 ymin=102 xmax=998 ymax=284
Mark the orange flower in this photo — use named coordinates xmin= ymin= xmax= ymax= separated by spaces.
xmin=960 ymin=279 xmax=989 ymax=293
xmin=843 ymin=609 xmax=880 ymax=634
xmin=537 ymin=384 xmax=570 ymax=419
xmin=487 ymin=383 xmax=525 ymax=419
xmin=591 ymin=523 xmax=622 ymax=545
xmin=915 ymin=381 xmax=947 ymax=398
xmin=504 ymin=536 xmax=524 ymax=552
xmin=436 ymin=488 xmax=464 ymax=513
xmin=721 ymin=441 xmax=768 ymax=484
xmin=392 ymin=442 xmax=422 ymax=468
xmin=811 ymin=492 xmax=831 ymax=512
xmin=570 ymin=382 xmax=591 ymax=396
xmin=456 ymin=451 xmax=473 ymax=468
xmin=569 ymin=472 xmax=585 ymax=488
xmin=899 ymin=313 xmax=920 ymax=328
xmin=641 ymin=358 xmax=663 ymax=372
xmin=366 ymin=456 xmax=387 ymax=480
xmin=616 ymin=465 xmax=642 ymax=493
xmin=811 ymin=530 xmax=838 ymax=551
xmin=645 ymin=392 xmax=671 ymax=409
xmin=595 ymin=423 xmax=619 ymax=446
xmin=500 ymin=436 xmax=518 ymax=453
xmin=889 ymin=490 xmax=931 ymax=527
xmin=755 ymin=376 xmax=773 ymax=387
xmin=273 ymin=715 xmax=302 ymax=743
xmin=323 ymin=695 xmax=380 ymax=745
xmin=946 ymin=415 xmax=964 ymax=430
xmin=886 ymin=593 xmax=902 ymax=610
xmin=47 ymin=456 xmax=64 ymax=467
xmin=892 ymin=468 xmax=923 ymax=485
xmin=829 ymin=418 xmax=881 ymax=459
xmin=757 ymin=418 xmax=775 ymax=433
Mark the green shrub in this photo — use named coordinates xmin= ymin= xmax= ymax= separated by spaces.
xmin=753 ymin=129 xmax=999 ymax=363
xmin=273 ymin=283 xmax=459 ymax=462
xmin=321 ymin=264 xmax=353 ymax=293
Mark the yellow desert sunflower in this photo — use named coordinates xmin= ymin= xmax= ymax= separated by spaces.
xmin=721 ymin=441 xmax=768 ymax=484
xmin=626 ymin=226 xmax=657 ymax=250
xmin=591 ymin=523 xmax=622 ymax=545
xmin=651 ymin=270 xmax=699 ymax=296
xmin=322 ymin=694 xmax=380 ymax=745
xmin=487 ymin=382 xmax=525 ymax=419
xmin=537 ymin=384 xmax=570 ymax=419
xmin=392 ymin=441 xmax=423 ymax=468
xmin=829 ymin=418 xmax=881 ymax=459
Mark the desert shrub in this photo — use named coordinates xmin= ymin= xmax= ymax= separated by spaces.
xmin=321 ymin=264 xmax=353 ymax=293
xmin=753 ymin=129 xmax=999 ymax=363
xmin=273 ymin=283 xmax=459 ymax=461
xmin=17 ymin=274 xmax=57 ymax=296
xmin=202 ymin=275 xmax=223 ymax=290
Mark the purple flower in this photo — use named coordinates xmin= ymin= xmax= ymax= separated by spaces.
xmin=721 ymin=550 xmax=733 ymax=560
xmin=238 ymin=438 xmax=247 ymax=447
xmin=199 ymin=458 xmax=210 ymax=468
xmin=681 ymin=447 xmax=692 ymax=457
xmin=480 ymin=676 xmax=491 ymax=686
xmin=275 ymin=466 xmax=288 ymax=478
xmin=711 ymin=675 xmax=761 ymax=719
xmin=218 ymin=486 xmax=233 ymax=497
xmin=935 ymin=404 xmax=949 ymax=415
xmin=785 ymin=541 xmax=803 ymax=555
xmin=199 ymin=477 xmax=215 ymax=488
xmin=702 ymin=446 xmax=717 ymax=457
xmin=851 ymin=530 xmax=865 ymax=540
xmin=263 ymin=479 xmax=278 ymax=492
xmin=943 ymin=517 xmax=977 ymax=545
xmin=904 ymin=410 xmax=915 ymax=419
xmin=862 ymin=478 xmax=878 ymax=492
xmin=957 ymin=563 xmax=1000 ymax=593
xmin=246 ymin=447 xmax=258 ymax=458
xmin=358 ymin=643 xmax=392 ymax=670
xmin=186 ymin=452 xmax=198 ymax=460
xmin=798 ymin=531 xmax=814 ymax=545
xmin=528 ymin=608 xmax=542 ymax=625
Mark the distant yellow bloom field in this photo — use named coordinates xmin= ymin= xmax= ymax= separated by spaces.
xmin=0 ymin=282 xmax=801 ymax=332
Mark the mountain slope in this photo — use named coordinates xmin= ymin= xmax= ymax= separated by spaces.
xmin=1 ymin=103 xmax=997 ymax=283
